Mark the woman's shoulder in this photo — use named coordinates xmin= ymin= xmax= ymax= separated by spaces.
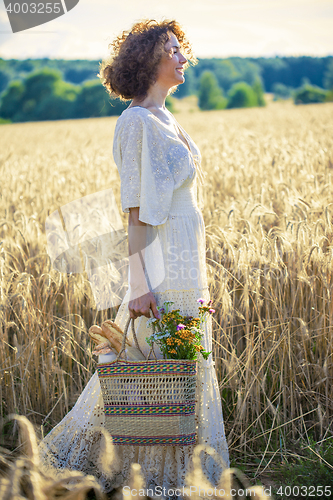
xmin=114 ymin=106 xmax=164 ymax=141
xmin=116 ymin=106 xmax=143 ymax=125
xmin=115 ymin=107 xmax=150 ymax=130
xmin=117 ymin=106 xmax=157 ymax=124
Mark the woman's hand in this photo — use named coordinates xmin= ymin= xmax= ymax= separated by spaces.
xmin=129 ymin=290 xmax=160 ymax=320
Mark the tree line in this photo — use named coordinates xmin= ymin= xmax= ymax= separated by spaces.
xmin=0 ymin=55 xmax=332 ymax=123
xmin=0 ymin=68 xmax=127 ymax=123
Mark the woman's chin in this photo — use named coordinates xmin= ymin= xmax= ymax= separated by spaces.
xmin=175 ymin=75 xmax=185 ymax=85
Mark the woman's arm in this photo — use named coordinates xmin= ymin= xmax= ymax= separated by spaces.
xmin=128 ymin=207 xmax=160 ymax=320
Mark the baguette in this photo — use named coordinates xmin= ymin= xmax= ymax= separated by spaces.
xmin=92 ymin=341 xmax=112 ymax=351
xmin=88 ymin=325 xmax=111 ymax=346
xmin=93 ymin=347 xmax=116 ymax=355
xmin=100 ymin=322 xmax=146 ymax=360
xmin=101 ymin=320 xmax=131 ymax=349
xmin=92 ymin=343 xmax=116 ymax=356
xmin=101 ymin=324 xmax=123 ymax=352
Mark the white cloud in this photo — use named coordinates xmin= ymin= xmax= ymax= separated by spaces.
xmin=0 ymin=0 xmax=332 ymax=59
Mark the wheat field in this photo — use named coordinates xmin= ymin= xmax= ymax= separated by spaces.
xmin=1 ymin=99 xmax=333 ymax=480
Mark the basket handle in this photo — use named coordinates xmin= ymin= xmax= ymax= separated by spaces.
xmin=116 ymin=317 xmax=157 ymax=361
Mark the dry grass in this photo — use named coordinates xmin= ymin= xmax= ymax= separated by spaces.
xmin=1 ymin=100 xmax=333 ymax=478
xmin=0 ymin=416 xmax=269 ymax=499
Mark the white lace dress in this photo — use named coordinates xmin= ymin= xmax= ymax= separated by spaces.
xmin=39 ymin=107 xmax=229 ymax=494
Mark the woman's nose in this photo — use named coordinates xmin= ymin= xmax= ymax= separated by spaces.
xmin=180 ymin=53 xmax=187 ymax=64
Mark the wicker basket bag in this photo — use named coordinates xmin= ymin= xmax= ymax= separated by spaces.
xmin=97 ymin=317 xmax=197 ymax=446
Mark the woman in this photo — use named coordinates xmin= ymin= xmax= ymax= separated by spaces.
xmin=39 ymin=19 xmax=229 ymax=495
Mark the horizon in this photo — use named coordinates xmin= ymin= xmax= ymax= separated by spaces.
xmin=1 ymin=54 xmax=333 ymax=62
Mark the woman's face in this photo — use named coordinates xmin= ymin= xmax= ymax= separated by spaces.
xmin=156 ymin=32 xmax=187 ymax=89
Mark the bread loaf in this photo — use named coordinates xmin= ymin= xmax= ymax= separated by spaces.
xmin=101 ymin=320 xmax=131 ymax=351
xmin=89 ymin=320 xmax=134 ymax=357
xmin=92 ymin=343 xmax=116 ymax=356
xmin=88 ymin=325 xmax=111 ymax=346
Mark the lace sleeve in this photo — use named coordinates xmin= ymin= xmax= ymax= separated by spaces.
xmin=113 ymin=110 xmax=174 ymax=226
xmin=113 ymin=112 xmax=142 ymax=214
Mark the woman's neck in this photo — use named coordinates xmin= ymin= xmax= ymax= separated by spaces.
xmin=131 ymin=82 xmax=171 ymax=112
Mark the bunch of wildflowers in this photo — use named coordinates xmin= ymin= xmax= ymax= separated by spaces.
xmin=145 ymin=299 xmax=213 ymax=361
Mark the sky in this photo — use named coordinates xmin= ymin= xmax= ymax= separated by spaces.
xmin=0 ymin=0 xmax=332 ymax=60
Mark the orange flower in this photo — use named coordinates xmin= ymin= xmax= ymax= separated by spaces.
xmin=194 ymin=345 xmax=203 ymax=351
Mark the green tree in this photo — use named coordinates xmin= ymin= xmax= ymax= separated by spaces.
xmin=326 ymin=89 xmax=333 ymax=102
xmin=214 ymin=60 xmax=240 ymax=92
xmin=272 ymin=82 xmax=292 ymax=100
xmin=252 ymin=78 xmax=266 ymax=106
xmin=227 ymin=81 xmax=257 ymax=109
xmin=20 ymin=69 xmax=77 ymax=121
xmin=32 ymin=80 xmax=79 ymax=120
xmin=65 ymin=67 xmax=97 ymax=84
xmin=74 ymin=80 xmax=127 ymax=118
xmin=74 ymin=80 xmax=111 ymax=118
xmin=0 ymin=80 xmax=25 ymax=120
xmin=24 ymin=68 xmax=61 ymax=100
xmin=0 ymin=70 xmax=10 ymax=94
xmin=0 ymin=68 xmax=79 ymax=122
xmin=293 ymin=84 xmax=327 ymax=104
xmin=324 ymin=59 xmax=333 ymax=89
xmin=198 ymin=71 xmax=226 ymax=110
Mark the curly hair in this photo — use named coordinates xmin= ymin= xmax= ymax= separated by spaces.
xmin=98 ymin=19 xmax=197 ymax=101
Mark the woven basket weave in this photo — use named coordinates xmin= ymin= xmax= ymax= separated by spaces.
xmin=97 ymin=318 xmax=197 ymax=446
